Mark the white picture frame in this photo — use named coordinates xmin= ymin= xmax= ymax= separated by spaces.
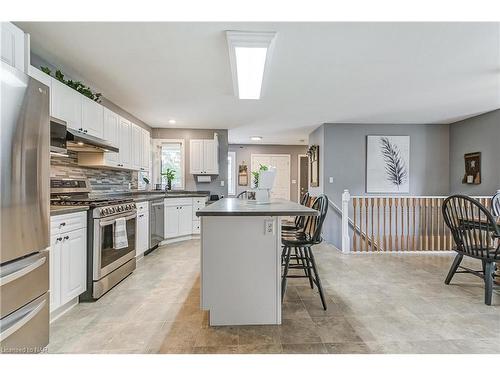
xmin=366 ymin=135 xmax=410 ymax=193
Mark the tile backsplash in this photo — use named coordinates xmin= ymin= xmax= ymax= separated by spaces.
xmin=51 ymin=151 xmax=138 ymax=193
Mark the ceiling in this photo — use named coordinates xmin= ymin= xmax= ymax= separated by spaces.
xmin=17 ymin=22 xmax=500 ymax=145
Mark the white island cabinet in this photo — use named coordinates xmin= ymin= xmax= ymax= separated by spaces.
xmin=197 ymin=198 xmax=317 ymax=326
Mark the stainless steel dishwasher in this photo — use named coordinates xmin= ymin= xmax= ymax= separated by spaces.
xmin=147 ymin=198 xmax=164 ymax=254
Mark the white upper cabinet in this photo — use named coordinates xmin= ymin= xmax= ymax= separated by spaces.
xmin=81 ymin=96 xmax=104 ymax=138
xmin=140 ymin=128 xmax=150 ymax=172
xmin=131 ymin=123 xmax=142 ymax=170
xmin=1 ymin=22 xmax=26 ymax=72
xmin=103 ymin=108 xmax=120 ymax=166
xmin=28 ymin=66 xmax=51 ymax=87
xmin=189 ymin=139 xmax=204 ymax=174
xmin=190 ymin=136 xmax=219 ymax=175
xmin=51 ymin=77 xmax=82 ymax=131
xmin=203 ymin=139 xmax=219 ymax=174
xmin=119 ymin=117 xmax=132 ymax=168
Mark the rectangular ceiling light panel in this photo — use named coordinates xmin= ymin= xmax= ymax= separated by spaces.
xmin=226 ymin=31 xmax=277 ymax=100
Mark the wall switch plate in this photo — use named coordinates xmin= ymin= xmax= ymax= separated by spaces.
xmin=264 ymin=219 xmax=274 ymax=235
xmin=329 ymin=177 xmax=334 ymax=183
xmin=220 ymin=180 xmax=225 ymax=186
xmin=291 ymin=179 xmax=296 ymax=184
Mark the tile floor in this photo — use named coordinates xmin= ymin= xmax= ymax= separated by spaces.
xmin=47 ymin=239 xmax=500 ymax=354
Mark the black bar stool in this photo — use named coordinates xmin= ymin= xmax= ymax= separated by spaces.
xmin=442 ymin=195 xmax=500 ymax=305
xmin=282 ymin=192 xmax=310 ymax=231
xmin=281 ymin=194 xmax=329 ymax=310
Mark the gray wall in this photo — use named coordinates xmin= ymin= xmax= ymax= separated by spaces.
xmin=449 ymin=109 xmax=500 ymax=195
xmin=307 ymin=126 xmax=325 ymax=197
xmin=311 ymin=123 xmax=451 ymax=247
xmin=228 ymin=144 xmax=308 ymax=202
xmin=152 ymin=128 xmax=228 ymax=197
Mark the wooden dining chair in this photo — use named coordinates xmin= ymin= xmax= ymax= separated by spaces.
xmin=442 ymin=195 xmax=500 ymax=305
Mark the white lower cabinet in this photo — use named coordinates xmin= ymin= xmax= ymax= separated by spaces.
xmin=136 ymin=202 xmax=149 ymax=257
xmin=164 ymin=198 xmax=193 ymax=239
xmin=50 ymin=212 xmax=87 ymax=314
xmin=164 ymin=197 xmax=207 ymax=239
xmin=60 ymin=228 xmax=87 ymax=304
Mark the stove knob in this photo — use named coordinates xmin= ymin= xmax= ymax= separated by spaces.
xmin=118 ymin=206 xmax=123 ymax=212
xmin=110 ymin=207 xmax=115 ymax=214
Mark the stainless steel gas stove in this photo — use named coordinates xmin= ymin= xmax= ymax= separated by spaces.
xmin=51 ymin=178 xmax=137 ymax=301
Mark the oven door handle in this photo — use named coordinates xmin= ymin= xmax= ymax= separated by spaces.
xmin=99 ymin=213 xmax=137 ymax=227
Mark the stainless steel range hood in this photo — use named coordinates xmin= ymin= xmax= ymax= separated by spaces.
xmin=66 ymin=128 xmax=119 ymax=153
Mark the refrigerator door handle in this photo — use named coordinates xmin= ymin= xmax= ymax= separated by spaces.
xmin=0 ymin=254 xmax=47 ymax=287
xmin=0 ymin=297 xmax=47 ymax=341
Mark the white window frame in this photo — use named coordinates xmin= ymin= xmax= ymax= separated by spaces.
xmin=157 ymin=139 xmax=185 ymax=190
xmin=228 ymin=151 xmax=237 ymax=196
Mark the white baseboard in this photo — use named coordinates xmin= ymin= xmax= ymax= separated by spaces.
xmin=160 ymin=234 xmax=200 ymax=246
xmin=50 ymin=297 xmax=79 ymax=323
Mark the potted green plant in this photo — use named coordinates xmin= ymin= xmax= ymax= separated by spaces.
xmin=251 ymin=164 xmax=269 ymax=188
xmin=161 ymin=168 xmax=176 ymax=191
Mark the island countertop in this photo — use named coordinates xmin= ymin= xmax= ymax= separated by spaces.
xmin=196 ymin=197 xmax=317 ymax=217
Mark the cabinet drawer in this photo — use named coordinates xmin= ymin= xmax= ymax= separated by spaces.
xmin=192 ymin=220 xmax=201 ymax=234
xmin=136 ymin=201 xmax=149 ymax=212
xmin=192 ymin=205 xmax=205 ymax=220
xmin=51 ymin=211 xmax=87 ymax=235
xmin=164 ymin=198 xmax=193 ymax=207
xmin=193 ymin=197 xmax=207 ymax=205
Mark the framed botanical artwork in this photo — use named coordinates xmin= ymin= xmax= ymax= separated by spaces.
xmin=366 ymin=135 xmax=410 ymax=193
xmin=462 ymin=152 xmax=481 ymax=184
xmin=308 ymin=145 xmax=319 ymax=187
xmin=238 ymin=163 xmax=249 ymax=186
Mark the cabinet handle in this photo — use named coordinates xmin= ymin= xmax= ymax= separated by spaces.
xmin=84 ymin=129 xmax=88 ymax=133
xmin=56 ymin=237 xmax=62 ymax=242
xmin=63 ymin=235 xmax=69 ymax=240
xmin=59 ymin=222 xmax=66 ymax=227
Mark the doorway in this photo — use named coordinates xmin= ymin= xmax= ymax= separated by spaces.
xmin=298 ymin=154 xmax=309 ymax=203
xmin=251 ymin=154 xmax=291 ymax=201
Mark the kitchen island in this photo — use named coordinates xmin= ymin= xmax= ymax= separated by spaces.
xmin=196 ymin=198 xmax=317 ymax=326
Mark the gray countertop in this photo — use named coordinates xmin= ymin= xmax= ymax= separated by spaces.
xmin=50 ymin=205 xmax=90 ymax=216
xmin=196 ymin=198 xmax=318 ymax=217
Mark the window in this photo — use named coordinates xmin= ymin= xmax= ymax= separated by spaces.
xmin=160 ymin=141 xmax=184 ymax=189
xmin=227 ymin=151 xmax=236 ymax=196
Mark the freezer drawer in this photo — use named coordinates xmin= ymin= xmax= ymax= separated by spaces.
xmin=0 ymin=293 xmax=49 ymax=353
xmin=0 ymin=251 xmax=49 ymax=318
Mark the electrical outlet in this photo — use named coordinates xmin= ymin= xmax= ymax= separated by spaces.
xmin=264 ymin=219 xmax=274 ymax=235
xmin=329 ymin=177 xmax=334 ymax=183
xmin=220 ymin=180 xmax=225 ymax=187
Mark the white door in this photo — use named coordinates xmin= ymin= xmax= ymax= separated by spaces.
xmin=51 ymin=78 xmax=82 ymax=131
xmin=49 ymin=234 xmax=62 ymax=312
xmin=189 ymin=140 xmax=204 ymax=174
xmin=203 ymin=140 xmax=219 ymax=174
xmin=165 ymin=206 xmax=179 ymax=239
xmin=1 ymin=22 xmax=25 ymax=72
xmin=82 ymin=96 xmax=103 ymax=138
xmin=60 ymin=228 xmax=87 ymax=305
xmin=178 ymin=205 xmax=193 ymax=236
xmin=136 ymin=208 xmax=149 ymax=256
xmin=103 ymin=108 xmax=119 ymax=166
xmin=251 ymin=154 xmax=291 ymax=201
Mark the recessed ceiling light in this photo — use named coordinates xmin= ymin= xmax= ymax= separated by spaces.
xmin=226 ymin=31 xmax=277 ymax=100
xmin=250 ymin=136 xmax=263 ymax=141
xmin=168 ymin=119 xmax=176 ymax=125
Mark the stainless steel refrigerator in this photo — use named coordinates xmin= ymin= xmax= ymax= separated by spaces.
xmin=0 ymin=61 xmax=50 ymax=353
